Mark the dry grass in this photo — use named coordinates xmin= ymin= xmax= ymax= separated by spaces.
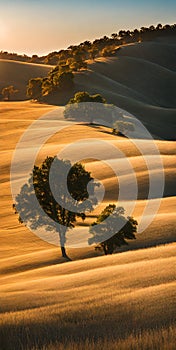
xmin=0 ymin=101 xmax=175 ymax=258
xmin=30 ymin=326 xmax=176 ymax=350
xmin=0 ymin=244 xmax=176 ymax=349
xmin=0 ymin=101 xmax=176 ymax=349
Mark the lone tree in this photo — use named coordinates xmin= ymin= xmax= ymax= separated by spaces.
xmin=89 ymin=204 xmax=137 ymax=255
xmin=13 ymin=156 xmax=97 ymax=260
xmin=64 ymin=91 xmax=107 ymax=124
xmin=1 ymin=85 xmax=18 ymax=101
xmin=68 ymin=91 xmax=106 ymax=104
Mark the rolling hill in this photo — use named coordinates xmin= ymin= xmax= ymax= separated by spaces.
xmin=1 ymin=240 xmax=176 ymax=349
xmin=1 ymin=39 xmax=176 ymax=139
xmin=0 ymin=36 xmax=176 ymax=350
xmin=1 ymin=100 xmax=175 ymax=260
xmin=0 ymin=59 xmax=53 ymax=100
xmin=75 ymin=40 xmax=176 ymax=139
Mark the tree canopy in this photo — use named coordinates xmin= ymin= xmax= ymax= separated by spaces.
xmin=1 ymin=85 xmax=18 ymax=101
xmin=1 ymin=23 xmax=175 ymax=66
xmin=22 ymin=23 xmax=176 ymax=103
xmin=26 ymin=71 xmax=74 ymax=101
xmin=68 ymin=91 xmax=106 ymax=104
xmin=89 ymin=204 xmax=138 ymax=255
xmin=64 ymin=91 xmax=109 ymax=124
xmin=27 ymin=78 xmax=43 ymax=100
xmin=13 ymin=156 xmax=97 ymax=260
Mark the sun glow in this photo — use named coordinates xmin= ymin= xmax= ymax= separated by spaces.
xmin=0 ymin=20 xmax=7 ymax=42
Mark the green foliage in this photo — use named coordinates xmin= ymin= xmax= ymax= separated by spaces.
xmin=89 ymin=204 xmax=138 ymax=255
xmin=68 ymin=91 xmax=106 ymax=104
xmin=69 ymin=59 xmax=87 ymax=71
xmin=64 ymin=92 xmax=107 ymax=124
xmin=1 ymin=85 xmax=18 ymax=101
xmin=26 ymin=70 xmax=74 ymax=99
xmin=30 ymin=55 xmax=40 ymax=63
xmin=101 ymin=45 xmax=119 ymax=57
xmin=26 ymin=78 xmax=43 ymax=100
xmin=23 ymin=23 xmax=175 ymax=102
xmin=67 ymin=48 xmax=88 ymax=71
xmin=54 ymin=71 xmax=74 ymax=90
xmin=41 ymin=78 xmax=53 ymax=96
xmin=13 ymin=156 xmax=96 ymax=259
xmin=89 ymin=47 xmax=99 ymax=60
xmin=44 ymin=70 xmax=74 ymax=96
xmin=1 ymin=24 xmax=175 ymax=67
xmin=45 ymin=69 xmax=74 ymax=95
xmin=44 ymin=52 xmax=60 ymax=65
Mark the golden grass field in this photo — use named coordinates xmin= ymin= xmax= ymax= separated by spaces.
xmin=1 ymin=243 xmax=176 ymax=350
xmin=0 ymin=97 xmax=176 ymax=349
xmin=0 ymin=37 xmax=176 ymax=350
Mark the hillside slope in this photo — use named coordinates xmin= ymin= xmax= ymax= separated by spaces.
xmin=1 ymin=101 xmax=175 ymax=261
xmin=75 ymin=40 xmax=176 ymax=139
xmin=1 ymin=40 xmax=176 ymax=139
xmin=0 ymin=60 xmax=53 ymax=100
xmin=0 ymin=101 xmax=176 ymax=349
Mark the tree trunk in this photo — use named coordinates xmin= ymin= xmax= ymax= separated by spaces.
xmin=61 ymin=246 xmax=71 ymax=260
xmin=59 ymin=231 xmax=71 ymax=261
xmin=103 ymin=244 xmax=108 ymax=255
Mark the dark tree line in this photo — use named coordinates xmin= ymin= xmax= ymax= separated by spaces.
xmin=3 ymin=23 xmax=175 ymax=102
xmin=27 ymin=71 xmax=74 ymax=101
xmin=1 ymin=23 xmax=175 ymax=66
xmin=38 ymin=23 xmax=176 ymax=65
xmin=25 ymin=23 xmax=176 ymax=101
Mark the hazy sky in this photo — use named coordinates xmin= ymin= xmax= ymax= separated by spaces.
xmin=0 ymin=0 xmax=176 ymax=55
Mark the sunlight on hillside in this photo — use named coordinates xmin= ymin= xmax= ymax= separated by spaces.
xmin=1 ymin=28 xmax=176 ymax=349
